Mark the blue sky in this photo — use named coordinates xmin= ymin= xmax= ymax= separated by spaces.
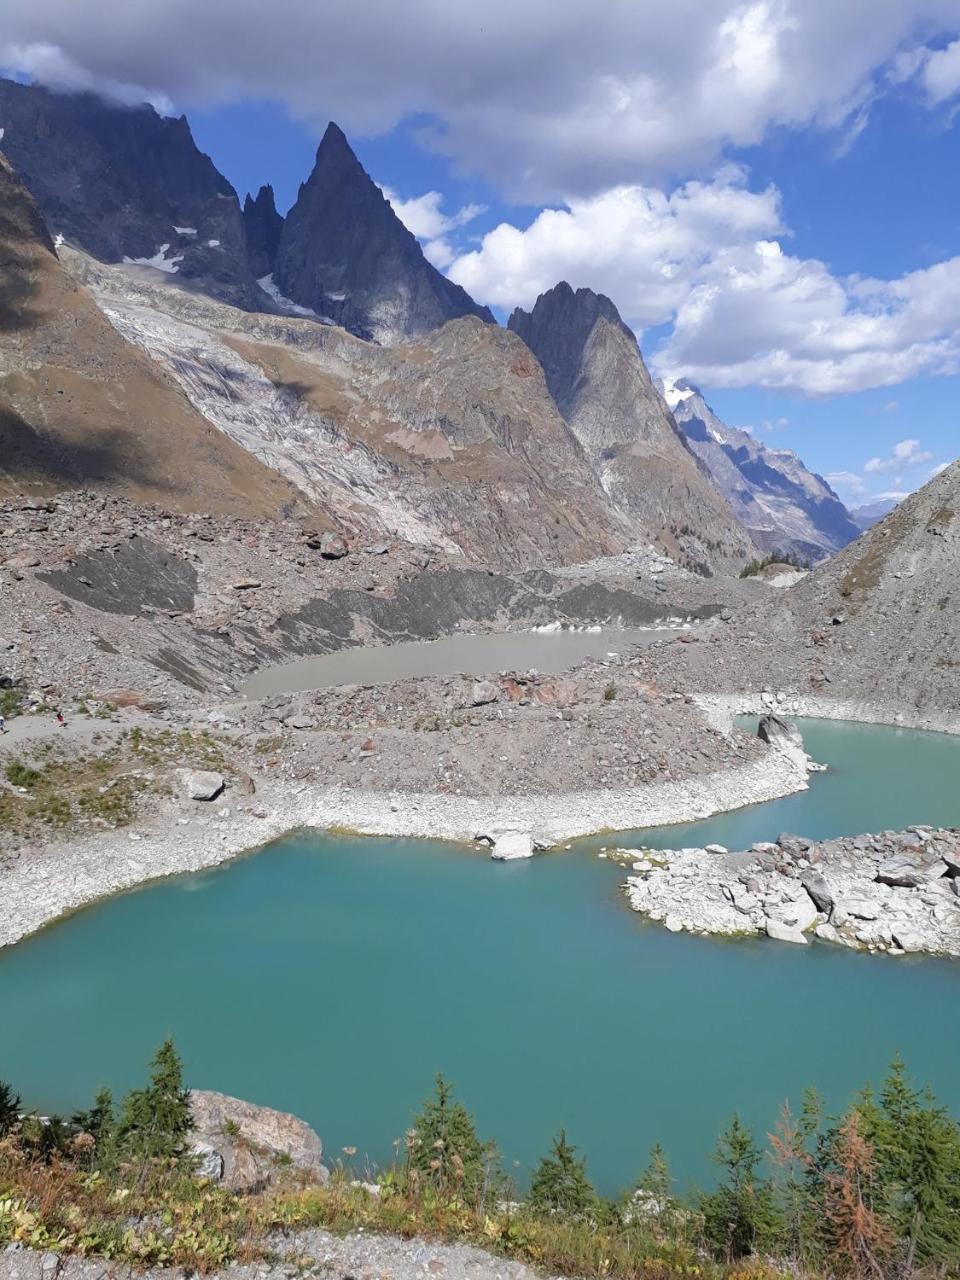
xmin=4 ymin=0 xmax=960 ymax=505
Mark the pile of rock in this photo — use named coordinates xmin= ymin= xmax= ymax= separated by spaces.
xmin=623 ymin=827 xmax=960 ymax=957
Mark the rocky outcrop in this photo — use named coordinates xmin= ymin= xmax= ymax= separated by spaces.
xmin=71 ymin=251 xmax=636 ymax=568
xmin=664 ymin=379 xmax=859 ymax=563
xmin=242 ymin=184 xmax=284 ymax=279
xmin=0 ymin=77 xmax=258 ymax=308
xmin=623 ymin=827 xmax=960 ymax=956
xmin=189 ymin=1090 xmax=329 ymax=1192
xmin=0 ymin=153 xmax=315 ymax=519
xmin=508 ymin=284 xmax=755 ymax=576
xmin=273 ymin=123 xmax=494 ymax=343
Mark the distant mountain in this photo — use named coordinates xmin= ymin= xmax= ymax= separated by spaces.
xmin=662 ymin=378 xmax=860 ymax=563
xmin=0 ymin=77 xmax=259 ymax=308
xmin=508 ymin=284 xmax=755 ymax=574
xmin=242 ymin=184 xmax=284 ymax=280
xmin=0 ymin=151 xmax=311 ymax=517
xmin=850 ymin=497 xmax=900 ymax=531
xmin=273 ymin=123 xmax=494 ymax=344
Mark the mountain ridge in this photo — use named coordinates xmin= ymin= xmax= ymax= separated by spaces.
xmin=663 ymin=378 xmax=860 ymax=562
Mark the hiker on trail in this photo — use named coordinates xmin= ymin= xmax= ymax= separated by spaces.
xmin=55 ymin=708 xmax=66 ymax=727
xmin=0 ymin=715 xmax=5 ymax=734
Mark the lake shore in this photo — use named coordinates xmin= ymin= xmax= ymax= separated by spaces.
xmin=0 ymin=745 xmax=808 ymax=949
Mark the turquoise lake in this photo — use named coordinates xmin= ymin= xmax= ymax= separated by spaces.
xmin=1 ymin=718 xmax=958 ymax=1195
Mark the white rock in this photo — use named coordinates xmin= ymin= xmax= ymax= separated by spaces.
xmin=705 ymin=843 xmax=728 ymax=854
xmin=664 ymin=915 xmax=683 ymax=932
xmin=491 ymin=832 xmax=534 ymax=861
xmin=177 ymin=769 xmax=225 ymax=802
xmin=766 ymin=918 xmax=809 ymax=945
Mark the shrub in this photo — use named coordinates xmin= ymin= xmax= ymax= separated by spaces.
xmin=4 ymin=761 xmax=41 ymax=789
xmin=528 ymin=1129 xmax=599 ymax=1220
xmin=0 ymin=1080 xmax=20 ymax=1136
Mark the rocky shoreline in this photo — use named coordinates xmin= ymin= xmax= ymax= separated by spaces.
xmin=0 ymin=746 xmax=809 ymax=949
xmin=622 ymin=827 xmax=960 ymax=957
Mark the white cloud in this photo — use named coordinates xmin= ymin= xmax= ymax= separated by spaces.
xmin=864 ymin=438 xmax=934 ymax=473
xmin=826 ymin=470 xmax=867 ymax=499
xmin=883 ymin=399 xmax=900 ymax=412
xmin=379 ymin=187 xmax=485 ymax=270
xmin=2 ymin=1 xmax=960 ymax=198
xmin=921 ymin=37 xmax=960 ymax=103
xmin=448 ymin=169 xmax=782 ymax=321
xmin=2 ymin=40 xmax=173 ymax=112
xmin=446 ymin=170 xmax=960 ymax=396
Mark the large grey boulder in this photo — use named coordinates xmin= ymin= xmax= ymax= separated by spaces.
xmin=189 ymin=1090 xmax=329 ymax=1193
xmin=757 ymin=714 xmax=804 ymax=752
xmin=490 ymin=832 xmax=535 ymax=861
xmin=766 ymin=919 xmax=809 ymax=945
xmin=801 ymin=869 xmax=835 ymax=913
xmin=470 ymin=680 xmax=499 ymax=706
xmin=877 ymin=855 xmax=947 ymax=888
xmin=177 ymin=769 xmax=225 ymax=802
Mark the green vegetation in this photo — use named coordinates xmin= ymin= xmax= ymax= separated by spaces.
xmin=740 ymin=551 xmax=810 ymax=578
xmin=4 ymin=761 xmax=41 ymax=789
xmin=0 ymin=688 xmax=22 ymax=720
xmin=0 ymin=727 xmax=230 ymax=839
xmin=1 ymin=1055 xmax=959 ymax=1277
xmin=604 ymin=681 xmax=617 ymax=701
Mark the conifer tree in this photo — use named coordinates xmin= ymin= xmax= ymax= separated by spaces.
xmin=0 ymin=1080 xmax=20 ymax=1137
xmin=858 ymin=1057 xmax=960 ymax=1267
xmin=409 ymin=1074 xmax=496 ymax=1203
xmin=528 ymin=1129 xmax=599 ymax=1219
xmin=700 ymin=1113 xmax=780 ymax=1262
xmin=117 ymin=1039 xmax=192 ymax=1163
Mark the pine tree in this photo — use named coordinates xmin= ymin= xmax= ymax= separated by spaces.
xmin=700 ymin=1113 xmax=780 ymax=1262
xmin=528 ymin=1129 xmax=599 ymax=1219
xmin=117 ymin=1039 xmax=192 ymax=1163
xmin=858 ymin=1057 xmax=960 ymax=1267
xmin=408 ymin=1074 xmax=497 ymax=1203
xmin=0 ymin=1080 xmax=20 ymax=1137
xmin=823 ymin=1111 xmax=893 ymax=1278
xmin=768 ymin=1091 xmax=823 ymax=1265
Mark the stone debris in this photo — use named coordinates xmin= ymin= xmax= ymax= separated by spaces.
xmin=623 ymin=827 xmax=960 ymax=958
xmin=189 ymin=1089 xmax=328 ymax=1192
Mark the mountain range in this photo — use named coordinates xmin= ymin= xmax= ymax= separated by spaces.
xmin=662 ymin=378 xmax=860 ymax=563
xmin=0 ymin=75 xmax=867 ymax=573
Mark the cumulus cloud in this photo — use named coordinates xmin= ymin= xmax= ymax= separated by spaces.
xmin=379 ymin=188 xmax=484 ymax=269
xmin=921 ymin=37 xmax=960 ymax=103
xmin=444 ymin=171 xmax=960 ymax=396
xmin=448 ymin=169 xmax=783 ymax=321
xmin=2 ymin=0 xmax=959 ymax=197
xmin=864 ymin=438 xmax=934 ymax=473
xmin=3 ymin=40 xmax=172 ymax=111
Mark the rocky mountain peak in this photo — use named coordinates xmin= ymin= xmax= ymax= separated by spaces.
xmin=507 ymin=282 xmax=636 ymax=417
xmin=243 ymin=183 xmax=284 ymax=279
xmin=663 ymin=378 xmax=860 ymax=562
xmin=0 ymin=76 xmax=260 ymax=308
xmin=508 ymin=284 xmax=755 ymax=574
xmin=273 ymin=121 xmax=494 ymax=344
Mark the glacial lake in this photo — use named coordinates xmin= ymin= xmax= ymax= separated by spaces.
xmin=1 ymin=719 xmax=958 ymax=1195
xmin=241 ymin=625 xmax=680 ymax=697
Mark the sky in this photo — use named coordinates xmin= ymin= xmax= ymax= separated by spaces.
xmin=3 ymin=0 xmax=960 ymax=507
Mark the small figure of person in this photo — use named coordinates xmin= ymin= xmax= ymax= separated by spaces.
xmin=55 ymin=708 xmax=66 ymax=728
xmin=0 ymin=714 xmax=5 ymax=734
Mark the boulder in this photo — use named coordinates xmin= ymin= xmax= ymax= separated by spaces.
xmin=833 ymin=894 xmax=881 ymax=923
xmin=470 ymin=679 xmax=499 ymax=707
xmin=189 ymin=1090 xmax=329 ymax=1193
xmin=177 ymin=769 xmax=225 ymax=802
xmin=768 ymin=891 xmax=819 ymax=932
xmin=757 ymin=714 xmax=803 ymax=752
xmin=800 ymin=869 xmax=835 ymax=913
xmin=319 ymin=532 xmax=349 ymax=559
xmin=880 ymin=860 xmax=931 ymax=890
xmin=766 ymin=919 xmax=809 ymax=945
xmin=491 ymin=831 xmax=535 ymax=860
